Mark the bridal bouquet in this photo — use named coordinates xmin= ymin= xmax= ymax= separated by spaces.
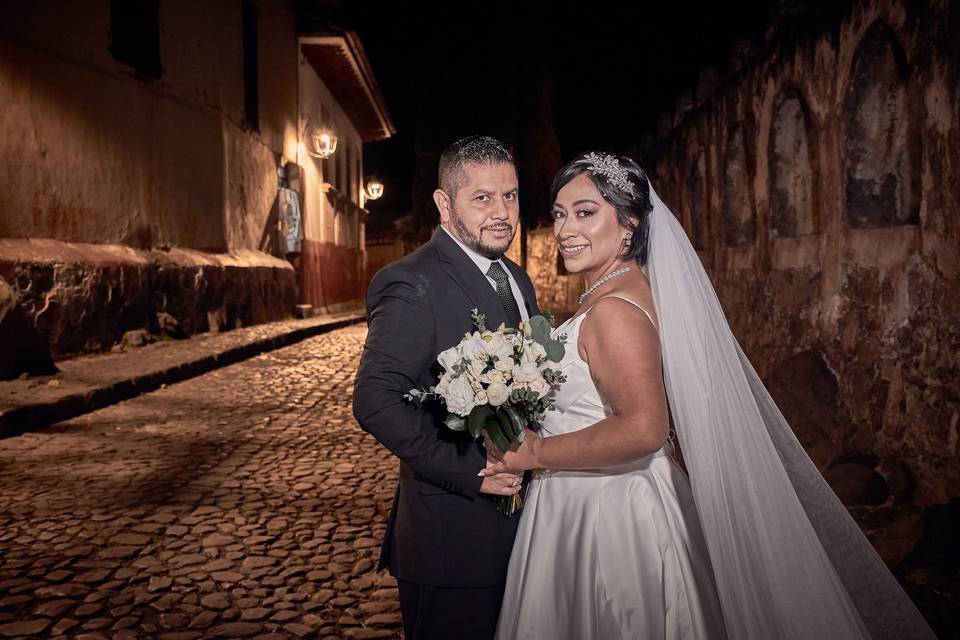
xmin=405 ymin=309 xmax=567 ymax=515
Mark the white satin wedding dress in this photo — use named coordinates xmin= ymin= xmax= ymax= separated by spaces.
xmin=495 ymin=298 xmax=729 ymax=640
xmin=495 ymin=175 xmax=935 ymax=640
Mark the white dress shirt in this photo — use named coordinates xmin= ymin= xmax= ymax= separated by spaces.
xmin=441 ymin=226 xmax=529 ymax=322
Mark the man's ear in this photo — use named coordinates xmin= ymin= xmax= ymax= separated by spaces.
xmin=433 ymin=189 xmax=452 ymax=224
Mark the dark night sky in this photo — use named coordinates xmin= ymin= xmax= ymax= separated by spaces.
xmin=315 ymin=0 xmax=776 ymax=228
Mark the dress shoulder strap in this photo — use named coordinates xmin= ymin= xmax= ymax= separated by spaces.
xmin=584 ymin=295 xmax=658 ymax=332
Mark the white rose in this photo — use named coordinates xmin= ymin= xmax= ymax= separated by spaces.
xmin=529 ymin=377 xmax=550 ymax=398
xmin=487 ymin=370 xmax=505 ymax=385
xmin=522 ymin=342 xmax=547 ymax=364
xmin=513 ymin=362 xmax=541 ymax=384
xmin=480 ymin=331 xmax=506 ymax=355
xmin=435 ymin=372 xmax=452 ymax=397
xmin=445 ymin=374 xmax=477 ymax=416
xmin=469 ymin=358 xmax=487 ymax=379
xmin=474 ymin=389 xmax=489 ymax=405
xmin=495 ymin=342 xmax=516 ymax=363
xmin=460 ymin=333 xmax=487 ymax=361
xmin=494 ymin=357 xmax=514 ymax=372
xmin=437 ymin=346 xmax=461 ymax=372
xmin=486 ymin=381 xmax=510 ymax=407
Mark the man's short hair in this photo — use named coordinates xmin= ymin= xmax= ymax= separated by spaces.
xmin=438 ymin=135 xmax=515 ymax=197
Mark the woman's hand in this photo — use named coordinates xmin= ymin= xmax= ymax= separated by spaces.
xmin=479 ymin=429 xmax=543 ymax=477
xmin=478 ymin=454 xmax=523 ymax=496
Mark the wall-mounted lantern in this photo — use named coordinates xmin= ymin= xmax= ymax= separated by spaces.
xmin=307 ymin=128 xmax=338 ymax=159
xmin=364 ymin=178 xmax=384 ymax=201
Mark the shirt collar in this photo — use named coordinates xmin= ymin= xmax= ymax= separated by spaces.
xmin=440 ymin=225 xmax=506 ymax=277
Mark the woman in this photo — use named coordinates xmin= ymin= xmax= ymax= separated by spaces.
xmin=485 ymin=152 xmax=937 ymax=640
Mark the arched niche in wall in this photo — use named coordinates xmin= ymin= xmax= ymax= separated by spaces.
xmin=769 ymin=88 xmax=819 ymax=237
xmin=843 ymin=23 xmax=921 ymax=228
xmin=722 ymin=126 xmax=756 ymax=247
xmin=688 ymin=151 xmax=708 ymax=251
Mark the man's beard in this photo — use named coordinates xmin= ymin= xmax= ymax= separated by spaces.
xmin=450 ymin=208 xmax=514 ymax=260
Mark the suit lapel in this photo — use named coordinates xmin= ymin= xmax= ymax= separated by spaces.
xmin=431 ymin=230 xmax=509 ymax=329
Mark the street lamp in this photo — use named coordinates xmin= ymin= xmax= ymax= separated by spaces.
xmin=364 ymin=178 xmax=384 ymax=201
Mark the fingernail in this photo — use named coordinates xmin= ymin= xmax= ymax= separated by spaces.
xmin=477 ymin=471 xmax=485 ymax=477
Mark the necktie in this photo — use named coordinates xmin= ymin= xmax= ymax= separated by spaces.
xmin=486 ymin=261 xmax=522 ymax=328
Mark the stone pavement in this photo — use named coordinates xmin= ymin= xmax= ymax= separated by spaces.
xmin=0 ymin=311 xmax=364 ymax=438
xmin=0 ymin=325 xmax=403 ymax=639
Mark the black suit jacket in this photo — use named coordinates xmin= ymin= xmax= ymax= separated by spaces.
xmin=352 ymin=229 xmax=540 ymax=588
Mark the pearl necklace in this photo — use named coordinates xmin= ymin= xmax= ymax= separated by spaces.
xmin=578 ymin=266 xmax=631 ymax=304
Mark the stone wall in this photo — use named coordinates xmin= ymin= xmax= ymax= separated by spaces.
xmin=0 ymin=239 xmax=295 ymax=364
xmin=525 ymin=227 xmax=583 ymax=322
xmin=652 ymin=0 xmax=959 ymax=588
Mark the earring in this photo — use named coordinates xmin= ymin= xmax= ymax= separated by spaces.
xmin=624 ymin=235 xmax=632 ymax=247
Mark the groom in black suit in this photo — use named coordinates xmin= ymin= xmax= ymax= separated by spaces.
xmin=353 ymin=136 xmax=539 ymax=640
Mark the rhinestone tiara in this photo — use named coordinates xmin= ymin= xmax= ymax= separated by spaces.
xmin=584 ymin=152 xmax=637 ymax=198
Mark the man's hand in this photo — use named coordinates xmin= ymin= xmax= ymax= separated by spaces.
xmin=477 ymin=455 xmax=522 ymax=496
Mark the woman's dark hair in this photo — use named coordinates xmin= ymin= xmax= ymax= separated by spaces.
xmin=549 ymin=151 xmax=654 ymax=265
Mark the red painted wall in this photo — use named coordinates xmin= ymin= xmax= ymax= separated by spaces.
xmin=300 ymin=238 xmax=363 ymax=308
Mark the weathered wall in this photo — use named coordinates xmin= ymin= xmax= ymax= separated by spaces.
xmin=653 ymin=0 xmax=959 ymax=572
xmin=526 ymin=227 xmax=582 ymax=322
xmin=300 ymin=239 xmax=363 ymax=312
xmin=0 ymin=0 xmax=299 ymax=251
xmin=296 ymin=48 xmax=367 ymax=309
xmin=0 ymin=276 xmax=55 ymax=379
xmin=0 ymin=239 xmax=295 ymax=362
xmin=0 ymin=1 xmax=306 ymax=366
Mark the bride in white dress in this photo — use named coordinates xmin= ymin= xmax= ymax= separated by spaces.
xmin=485 ymin=152 xmax=937 ymax=640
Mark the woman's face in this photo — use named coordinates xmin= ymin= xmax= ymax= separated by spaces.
xmin=552 ymin=172 xmax=631 ymax=275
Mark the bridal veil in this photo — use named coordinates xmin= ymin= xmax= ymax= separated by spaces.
xmin=645 ymin=182 xmax=936 ymax=640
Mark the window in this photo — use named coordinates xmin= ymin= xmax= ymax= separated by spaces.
xmin=242 ymin=0 xmax=260 ymax=130
xmin=110 ymin=0 xmax=162 ymax=78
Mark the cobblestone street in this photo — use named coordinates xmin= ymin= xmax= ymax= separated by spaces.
xmin=0 ymin=326 xmax=403 ymax=639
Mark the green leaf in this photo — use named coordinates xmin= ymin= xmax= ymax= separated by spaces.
xmin=543 ymin=340 xmax=565 ymax=362
xmin=493 ymin=411 xmax=514 ymax=445
xmin=528 ymin=315 xmax=553 ymax=343
xmin=500 ymin=405 xmax=525 ymax=439
xmin=467 ymin=404 xmax=491 ymax=440
xmin=485 ymin=418 xmax=511 ymax=453
xmin=528 ymin=314 xmax=566 ymax=362
xmin=444 ymin=415 xmax=467 ymax=432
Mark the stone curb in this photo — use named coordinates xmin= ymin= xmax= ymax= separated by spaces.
xmin=0 ymin=313 xmax=365 ymax=438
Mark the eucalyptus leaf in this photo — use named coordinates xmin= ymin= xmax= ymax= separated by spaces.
xmin=528 ymin=314 xmax=566 ymax=362
xmin=528 ymin=315 xmax=553 ymax=344
xmin=544 ymin=340 xmax=565 ymax=362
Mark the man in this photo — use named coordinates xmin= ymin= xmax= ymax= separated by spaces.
xmin=353 ymin=136 xmax=540 ymax=639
